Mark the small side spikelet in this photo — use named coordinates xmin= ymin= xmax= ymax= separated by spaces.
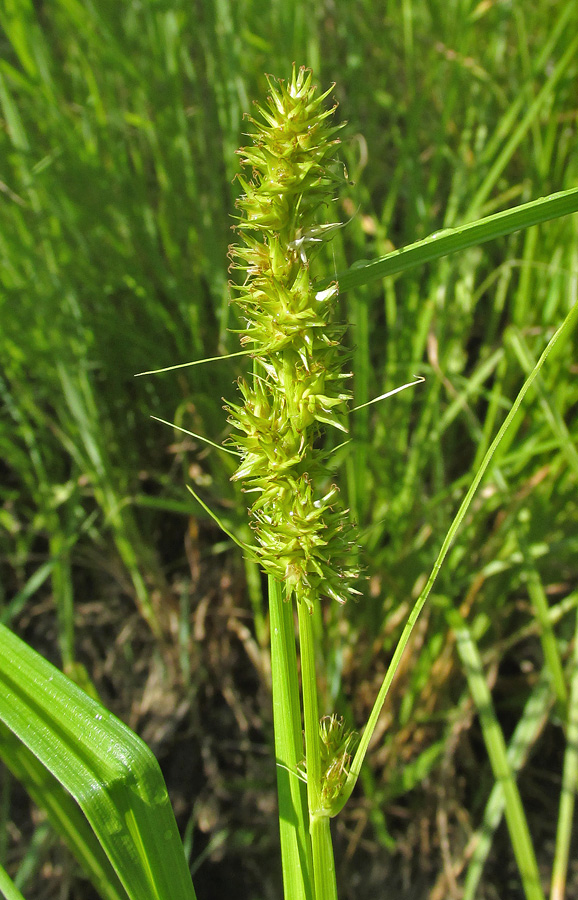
xmin=298 ymin=715 xmax=358 ymax=812
xmin=227 ymin=66 xmax=359 ymax=610
xmin=318 ymin=715 xmax=357 ymax=811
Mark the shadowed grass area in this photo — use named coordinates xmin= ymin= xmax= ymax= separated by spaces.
xmin=1 ymin=1 xmax=577 ymax=897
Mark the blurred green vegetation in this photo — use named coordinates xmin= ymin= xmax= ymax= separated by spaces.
xmin=1 ymin=0 xmax=577 ymax=897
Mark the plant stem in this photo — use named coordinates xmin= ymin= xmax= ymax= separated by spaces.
xmin=297 ymin=600 xmax=322 ymax=811
xmin=297 ymin=599 xmax=338 ymax=900
xmin=550 ymin=601 xmax=578 ymax=900
xmin=310 ymin=816 xmax=338 ymax=900
xmin=269 ymin=576 xmax=314 ymax=900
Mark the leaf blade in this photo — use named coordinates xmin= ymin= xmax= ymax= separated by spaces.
xmin=324 ymin=187 xmax=578 ymax=293
xmin=0 ymin=625 xmax=197 ymax=900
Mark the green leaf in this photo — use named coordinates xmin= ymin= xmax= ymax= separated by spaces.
xmin=0 ymin=720 xmax=129 ymax=900
xmin=325 ymin=187 xmax=578 ymax=293
xmin=0 ymin=862 xmax=27 ymax=900
xmin=0 ymin=625 xmax=197 ymax=900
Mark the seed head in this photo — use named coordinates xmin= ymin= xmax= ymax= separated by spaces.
xmin=228 ymin=66 xmax=359 ymax=610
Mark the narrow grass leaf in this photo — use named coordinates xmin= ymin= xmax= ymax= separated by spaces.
xmin=517 ymin=535 xmax=568 ymax=714
xmin=449 ymin=613 xmax=545 ymax=900
xmin=350 ymin=376 xmax=424 ymax=412
xmin=0 ymin=561 xmax=54 ymax=625
xmin=0 ymin=863 xmax=27 ymax=900
xmin=507 ymin=327 xmax=578 ymax=480
xmin=326 ymin=188 xmax=578 ymax=294
xmin=550 ymin=612 xmax=578 ymax=900
xmin=462 ymin=672 xmax=552 ymax=900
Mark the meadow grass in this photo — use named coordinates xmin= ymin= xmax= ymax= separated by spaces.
xmin=1 ymin=1 xmax=578 ymax=897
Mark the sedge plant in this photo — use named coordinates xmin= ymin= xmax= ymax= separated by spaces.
xmin=213 ymin=66 xmax=578 ymax=900
xmin=204 ymin=65 xmax=578 ymax=900
xmin=226 ymin=66 xmax=359 ymax=900
xmin=2 ymin=63 xmax=578 ymax=900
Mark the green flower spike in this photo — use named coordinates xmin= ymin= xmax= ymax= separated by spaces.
xmin=227 ymin=65 xmax=359 ymax=611
xmin=297 ymin=714 xmax=358 ymax=814
xmin=318 ymin=715 xmax=358 ymax=812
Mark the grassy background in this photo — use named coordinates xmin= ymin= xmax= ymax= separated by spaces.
xmin=1 ymin=0 xmax=578 ymax=897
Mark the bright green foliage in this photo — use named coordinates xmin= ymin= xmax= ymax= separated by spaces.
xmin=1 ymin=2 xmax=578 ymax=897
xmin=227 ymin=67 xmax=359 ymax=610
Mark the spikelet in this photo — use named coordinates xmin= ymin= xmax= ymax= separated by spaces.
xmin=227 ymin=66 xmax=359 ymax=610
xmin=318 ymin=715 xmax=357 ymax=811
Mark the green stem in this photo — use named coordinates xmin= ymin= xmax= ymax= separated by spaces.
xmin=310 ymin=816 xmax=338 ymax=900
xmin=550 ymin=602 xmax=578 ymax=900
xmin=297 ymin=600 xmax=322 ymax=811
xmin=50 ymin=533 xmax=75 ymax=670
xmin=297 ymin=599 xmax=338 ymax=900
xmin=269 ymin=576 xmax=314 ymax=900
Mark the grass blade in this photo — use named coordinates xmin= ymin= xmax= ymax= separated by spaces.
xmin=462 ymin=672 xmax=552 ymax=899
xmin=0 ymin=863 xmax=27 ymax=900
xmin=466 ymin=34 xmax=578 ymax=217
xmin=449 ymin=613 xmax=545 ymax=900
xmin=325 ymin=187 xmax=578 ymax=293
xmin=507 ymin=327 xmax=578 ymax=480
xmin=0 ymin=722 xmax=129 ymax=900
xmin=0 ymin=625 xmax=197 ymax=900
xmin=550 ymin=610 xmax=578 ymax=900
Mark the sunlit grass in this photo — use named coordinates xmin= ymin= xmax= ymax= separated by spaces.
xmin=1 ymin=0 xmax=577 ymax=897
